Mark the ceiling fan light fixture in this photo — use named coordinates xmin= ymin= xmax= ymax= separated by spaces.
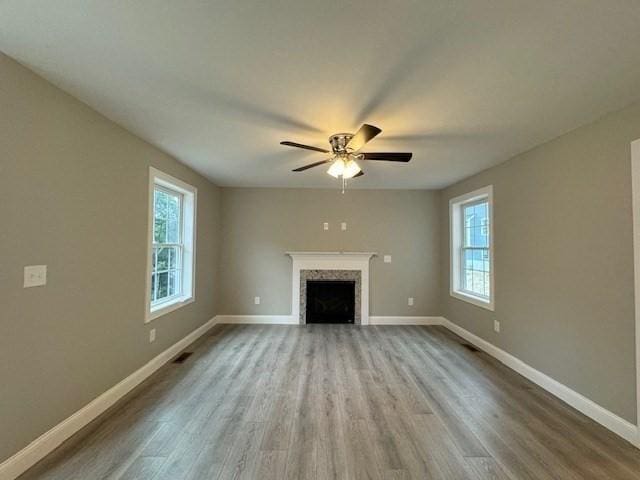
xmin=283 ymin=124 xmax=411 ymax=190
xmin=342 ymin=159 xmax=361 ymax=179
xmin=327 ymin=158 xmax=345 ymax=178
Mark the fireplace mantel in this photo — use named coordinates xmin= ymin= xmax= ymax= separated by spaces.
xmin=286 ymin=251 xmax=377 ymax=258
xmin=287 ymin=251 xmax=376 ymax=325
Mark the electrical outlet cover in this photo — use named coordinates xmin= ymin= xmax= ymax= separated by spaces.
xmin=23 ymin=265 xmax=47 ymax=288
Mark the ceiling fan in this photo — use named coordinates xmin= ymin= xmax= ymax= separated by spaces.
xmin=281 ymin=124 xmax=412 ymax=190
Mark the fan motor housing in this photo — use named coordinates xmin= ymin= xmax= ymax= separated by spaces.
xmin=329 ymin=133 xmax=354 ymax=153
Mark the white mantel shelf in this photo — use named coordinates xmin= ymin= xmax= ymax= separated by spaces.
xmin=286 ymin=251 xmax=377 ymax=257
xmin=287 ymin=251 xmax=376 ymax=325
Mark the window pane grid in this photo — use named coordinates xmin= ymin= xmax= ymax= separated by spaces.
xmin=153 ymin=186 xmax=183 ymax=245
xmin=151 ymin=270 xmax=182 ymax=304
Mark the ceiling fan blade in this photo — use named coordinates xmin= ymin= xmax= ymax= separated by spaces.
xmin=347 ymin=124 xmax=381 ymax=152
xmin=353 ymin=170 xmax=365 ymax=177
xmin=281 ymin=141 xmax=329 ymax=153
xmin=361 ymin=152 xmax=412 ymax=162
xmin=292 ymin=159 xmax=332 ymax=172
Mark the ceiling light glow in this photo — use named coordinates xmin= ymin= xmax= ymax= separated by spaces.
xmin=327 ymin=158 xmax=345 ymax=178
xmin=342 ymin=159 xmax=361 ymax=179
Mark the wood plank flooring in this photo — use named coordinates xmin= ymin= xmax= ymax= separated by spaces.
xmin=19 ymin=324 xmax=640 ymax=479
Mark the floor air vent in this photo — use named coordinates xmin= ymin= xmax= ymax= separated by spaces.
xmin=462 ymin=343 xmax=479 ymax=352
xmin=173 ymin=352 xmax=193 ymax=364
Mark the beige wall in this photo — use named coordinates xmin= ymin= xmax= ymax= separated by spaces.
xmin=440 ymin=101 xmax=640 ymax=423
xmin=0 ymin=53 xmax=221 ymax=461
xmin=218 ymin=188 xmax=440 ymax=317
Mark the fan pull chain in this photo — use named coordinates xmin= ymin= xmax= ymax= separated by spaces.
xmin=342 ymin=177 xmax=346 ymax=194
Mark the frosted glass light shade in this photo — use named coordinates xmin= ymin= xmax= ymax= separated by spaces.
xmin=327 ymin=158 xmax=345 ymax=178
xmin=342 ymin=160 xmax=361 ymax=179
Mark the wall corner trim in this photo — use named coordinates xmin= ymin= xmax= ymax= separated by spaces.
xmin=440 ymin=317 xmax=640 ymax=448
xmin=0 ymin=317 xmax=218 ymax=480
xmin=630 ymin=138 xmax=640 ymax=449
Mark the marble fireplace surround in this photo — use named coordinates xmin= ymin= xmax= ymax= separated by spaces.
xmin=286 ymin=252 xmax=376 ymax=325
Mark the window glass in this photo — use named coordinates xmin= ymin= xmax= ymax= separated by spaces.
xmin=151 ymin=187 xmax=184 ymax=305
xmin=461 ymin=200 xmax=490 ymax=299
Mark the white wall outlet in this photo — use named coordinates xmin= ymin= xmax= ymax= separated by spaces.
xmin=494 ymin=320 xmax=500 ymax=333
xmin=149 ymin=328 xmax=156 ymax=343
xmin=323 ymin=222 xmax=329 ymax=230
xmin=254 ymin=296 xmax=261 ymax=305
xmin=341 ymin=222 xmax=347 ymax=231
xmin=384 ymin=255 xmax=392 ymax=263
xmin=408 ymin=297 xmax=414 ymax=306
xmin=23 ymin=265 xmax=47 ymax=288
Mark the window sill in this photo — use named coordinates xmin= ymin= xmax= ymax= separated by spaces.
xmin=450 ymin=290 xmax=495 ymax=311
xmin=146 ymin=295 xmax=194 ymax=323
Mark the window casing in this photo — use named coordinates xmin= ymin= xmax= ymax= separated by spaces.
xmin=146 ymin=168 xmax=197 ymax=322
xmin=450 ymin=185 xmax=494 ymax=310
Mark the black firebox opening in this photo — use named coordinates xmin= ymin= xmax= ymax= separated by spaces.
xmin=306 ymin=280 xmax=355 ymax=324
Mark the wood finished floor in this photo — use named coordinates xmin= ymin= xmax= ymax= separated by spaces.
xmin=20 ymin=324 xmax=640 ymax=480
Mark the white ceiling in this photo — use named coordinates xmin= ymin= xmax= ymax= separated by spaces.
xmin=2 ymin=1 xmax=640 ymax=189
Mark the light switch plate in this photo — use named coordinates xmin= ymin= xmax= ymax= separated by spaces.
xmin=494 ymin=320 xmax=500 ymax=333
xmin=254 ymin=296 xmax=261 ymax=305
xmin=383 ymin=255 xmax=392 ymax=263
xmin=408 ymin=297 xmax=414 ymax=306
xmin=341 ymin=222 xmax=347 ymax=231
xmin=24 ymin=265 xmax=47 ymax=288
xmin=323 ymin=222 xmax=329 ymax=231
xmin=149 ymin=329 xmax=156 ymax=343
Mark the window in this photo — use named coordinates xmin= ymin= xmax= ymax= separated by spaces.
xmin=151 ymin=186 xmax=183 ymax=304
xmin=450 ymin=185 xmax=494 ymax=310
xmin=146 ymin=168 xmax=197 ymax=322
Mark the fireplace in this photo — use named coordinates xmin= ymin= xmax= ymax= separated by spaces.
xmin=299 ymin=269 xmax=361 ymax=324
xmin=306 ymin=280 xmax=355 ymax=324
xmin=287 ymin=252 xmax=375 ymax=325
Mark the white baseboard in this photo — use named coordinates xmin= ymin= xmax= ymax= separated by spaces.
xmin=440 ymin=317 xmax=640 ymax=447
xmin=216 ymin=315 xmax=444 ymax=326
xmin=369 ymin=316 xmax=444 ymax=325
xmin=216 ymin=314 xmax=297 ymax=324
xmin=0 ymin=317 xmax=217 ymax=480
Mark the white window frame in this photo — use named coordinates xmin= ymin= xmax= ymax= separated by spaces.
xmin=145 ymin=167 xmax=197 ymax=322
xmin=449 ymin=185 xmax=495 ymax=311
